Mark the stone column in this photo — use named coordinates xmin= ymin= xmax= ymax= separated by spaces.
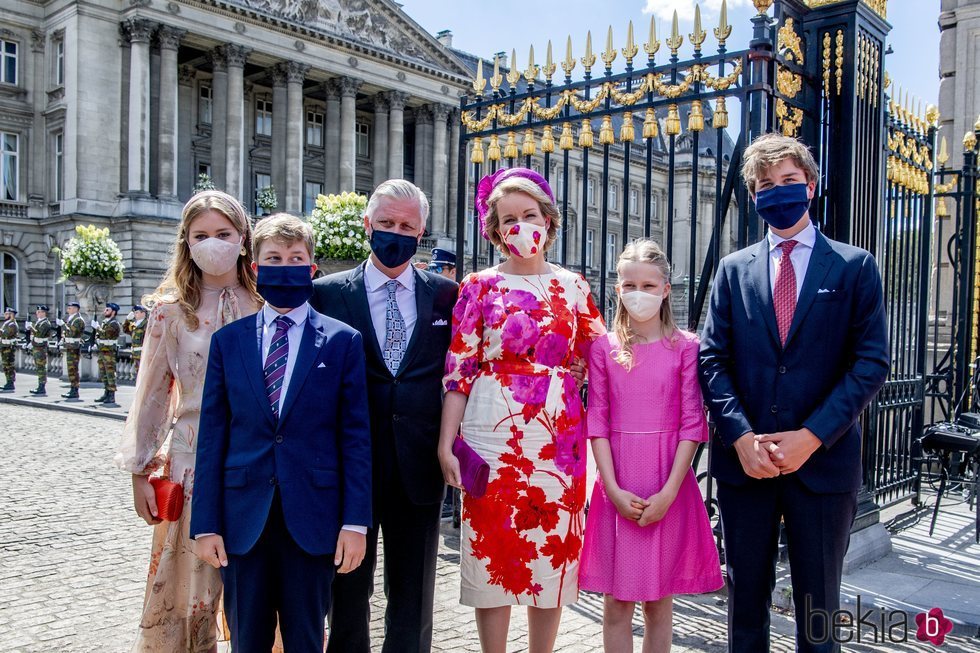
xmin=323 ymin=79 xmax=341 ymax=193
xmin=177 ymin=66 xmax=196 ymax=200
xmin=337 ymin=76 xmax=362 ymax=192
xmin=413 ymin=106 xmax=431 ymax=193
xmin=123 ymin=19 xmax=155 ymax=194
xmin=270 ymin=63 xmax=288 ymax=210
xmin=223 ymin=44 xmax=250 ymax=201
xmin=285 ymin=62 xmax=309 ymax=213
xmin=386 ymin=91 xmax=408 ymax=179
xmin=156 ymin=26 xmax=185 ymax=199
xmin=372 ymin=93 xmax=390 ymax=187
xmin=430 ymin=104 xmax=450 ymax=235
xmin=208 ymin=48 xmax=228 ymax=189
xmin=421 ymin=106 xmax=435 ymax=194
xmin=448 ymin=108 xmax=460 ymax=239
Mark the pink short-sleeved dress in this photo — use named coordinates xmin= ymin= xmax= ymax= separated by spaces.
xmin=579 ymin=331 xmax=723 ymax=602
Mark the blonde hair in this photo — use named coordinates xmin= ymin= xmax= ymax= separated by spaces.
xmin=612 ymin=239 xmax=678 ymax=370
xmin=741 ymin=133 xmax=820 ymax=195
xmin=482 ymin=177 xmax=562 ymax=257
xmin=144 ymin=190 xmax=260 ymax=330
xmin=253 ymin=213 xmax=316 ymax=259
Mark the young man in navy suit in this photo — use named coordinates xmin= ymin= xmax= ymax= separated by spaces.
xmin=191 ymin=214 xmax=372 ymax=653
xmin=699 ymin=134 xmax=889 ymax=653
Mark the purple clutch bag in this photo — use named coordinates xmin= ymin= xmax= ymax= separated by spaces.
xmin=452 ymin=436 xmax=490 ymax=498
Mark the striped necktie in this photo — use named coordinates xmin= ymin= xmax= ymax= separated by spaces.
xmin=264 ymin=315 xmax=294 ymax=416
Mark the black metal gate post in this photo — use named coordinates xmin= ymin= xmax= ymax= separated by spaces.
xmin=953 ymin=133 xmax=979 ymax=413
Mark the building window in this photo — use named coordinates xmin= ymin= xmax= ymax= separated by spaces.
xmin=1 ymin=132 xmax=18 ymax=201
xmin=0 ymin=39 xmax=16 ymax=85
xmin=652 ymin=196 xmax=659 ymax=222
xmin=356 ymin=122 xmax=370 ymax=158
xmin=1 ymin=252 xmax=17 ymax=313
xmin=55 ymin=39 xmax=64 ymax=86
xmin=610 ymin=184 xmax=619 ymax=211
xmin=605 ymin=297 xmax=616 ymax=328
xmin=556 ymin=170 xmax=565 ymax=199
xmin=254 ymin=172 xmax=271 ymax=214
xmin=630 ymin=187 xmax=639 ymax=216
xmin=606 ymin=233 xmax=617 ymax=272
xmin=197 ymin=162 xmax=211 ymax=177
xmin=255 ymin=99 xmax=272 ymax=137
xmin=587 ymin=177 xmax=595 ymax=206
xmin=306 ymin=110 xmax=324 ymax=147
xmin=53 ymin=132 xmax=63 ymax=201
xmin=304 ymin=181 xmax=323 ymax=214
xmin=586 ymin=229 xmax=594 ymax=268
xmin=199 ymin=84 xmax=212 ymax=124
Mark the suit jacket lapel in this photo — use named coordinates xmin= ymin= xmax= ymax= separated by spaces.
xmin=278 ymin=307 xmax=324 ymax=422
xmin=342 ymin=263 xmax=386 ymax=367
xmin=240 ymin=315 xmax=275 ymax=426
xmin=784 ymin=231 xmax=834 ymax=348
xmin=396 ymin=269 xmax=434 ymax=376
xmin=748 ymin=239 xmax=781 ymax=348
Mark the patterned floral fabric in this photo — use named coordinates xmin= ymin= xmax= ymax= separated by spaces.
xmin=116 ymin=285 xmax=258 ymax=652
xmin=443 ymin=265 xmax=605 ymax=608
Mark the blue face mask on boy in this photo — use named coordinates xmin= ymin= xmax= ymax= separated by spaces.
xmin=754 ymin=182 xmax=811 ymax=230
xmin=256 ymin=265 xmax=313 ymax=309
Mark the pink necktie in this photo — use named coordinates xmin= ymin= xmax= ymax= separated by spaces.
xmin=774 ymin=240 xmax=799 ymax=346
xmin=264 ymin=315 xmax=293 ymax=416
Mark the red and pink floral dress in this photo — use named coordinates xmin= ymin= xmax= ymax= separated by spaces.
xmin=443 ymin=265 xmax=605 ymax=608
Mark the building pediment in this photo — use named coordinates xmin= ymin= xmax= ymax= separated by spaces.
xmin=215 ymin=0 xmax=472 ymax=80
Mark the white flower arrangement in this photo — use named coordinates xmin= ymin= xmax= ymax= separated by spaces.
xmin=308 ymin=192 xmax=371 ymax=261
xmin=55 ymin=225 xmax=125 ymax=282
xmin=256 ymin=186 xmax=278 ymax=214
xmin=193 ymin=173 xmax=216 ymax=193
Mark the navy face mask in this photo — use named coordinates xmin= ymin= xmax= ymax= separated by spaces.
xmin=755 ymin=182 xmax=812 ymax=230
xmin=256 ymin=265 xmax=313 ymax=309
xmin=370 ymin=229 xmax=418 ymax=269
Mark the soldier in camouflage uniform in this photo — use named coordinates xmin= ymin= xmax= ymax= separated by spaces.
xmin=122 ymin=304 xmax=147 ymax=378
xmin=1 ymin=306 xmax=17 ymax=391
xmin=93 ymin=302 xmax=121 ymax=404
xmin=58 ymin=301 xmax=86 ymax=399
xmin=28 ymin=305 xmax=53 ymax=395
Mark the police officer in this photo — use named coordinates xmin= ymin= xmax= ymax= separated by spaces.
xmin=123 ymin=304 xmax=147 ymax=378
xmin=92 ymin=302 xmax=121 ymax=404
xmin=58 ymin=301 xmax=86 ymax=399
xmin=1 ymin=306 xmax=17 ymax=392
xmin=428 ymin=248 xmax=457 ymax=281
xmin=27 ymin=305 xmax=53 ymax=395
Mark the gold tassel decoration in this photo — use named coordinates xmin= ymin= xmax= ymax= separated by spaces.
xmin=503 ymin=132 xmax=519 ymax=159
xmin=579 ymin=119 xmax=594 ymax=148
xmin=620 ymin=111 xmax=635 ymax=142
xmin=688 ymin=100 xmax=704 ymax=132
xmin=470 ymin=137 xmax=485 ymax=164
xmin=599 ymin=115 xmax=615 ymax=145
xmin=713 ymin=97 xmax=729 ymax=129
xmin=559 ymin=122 xmax=574 ymax=150
xmin=642 ymin=107 xmax=659 ymax=139
xmin=488 ymin=134 xmax=501 ymax=161
xmin=541 ymin=125 xmax=556 ymax=153
xmin=522 ymin=129 xmax=536 ymax=156
xmin=666 ymin=104 xmax=681 ymax=136
xmin=936 ymin=198 xmax=948 ymax=218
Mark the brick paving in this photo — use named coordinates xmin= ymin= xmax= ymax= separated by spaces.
xmin=2 ymin=403 xmax=977 ymax=652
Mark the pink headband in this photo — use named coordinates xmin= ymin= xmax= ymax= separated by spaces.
xmin=474 ymin=167 xmax=556 ymax=239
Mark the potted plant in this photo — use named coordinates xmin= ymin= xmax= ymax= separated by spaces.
xmin=308 ymin=191 xmax=371 ymax=274
xmin=193 ymin=173 xmax=216 ymax=193
xmin=256 ymin=186 xmax=278 ymax=215
xmin=54 ymin=224 xmax=126 ymax=317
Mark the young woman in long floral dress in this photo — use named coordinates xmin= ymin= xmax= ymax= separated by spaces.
xmin=439 ymin=168 xmax=606 ymax=653
xmin=116 ymin=191 xmax=262 ymax=652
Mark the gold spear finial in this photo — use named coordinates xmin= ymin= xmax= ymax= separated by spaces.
xmin=644 ymin=15 xmax=660 ymax=57
xmin=602 ymin=25 xmax=617 ymax=67
xmin=938 ymin=136 xmax=949 ymax=167
xmin=543 ymin=40 xmax=557 ymax=80
xmin=491 ymin=54 xmax=503 ymax=92
xmin=715 ymin=0 xmax=732 ymax=46
xmin=506 ymin=49 xmax=521 ymax=86
xmin=623 ymin=21 xmax=639 ymax=63
xmin=473 ymin=58 xmax=486 ymax=95
xmin=562 ymin=36 xmax=576 ymax=76
xmin=690 ymin=5 xmax=707 ymax=50
xmin=975 ymin=113 xmax=980 ymax=131
xmin=667 ymin=10 xmax=684 ymax=56
xmin=524 ymin=45 xmax=539 ymax=84
xmin=582 ymin=30 xmax=596 ymax=70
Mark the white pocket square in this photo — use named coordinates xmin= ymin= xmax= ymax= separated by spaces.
xmin=817 ymin=288 xmax=835 ymax=294
xmin=317 ymin=362 xmax=327 ymax=368
xmin=432 ymin=318 xmax=448 ymax=326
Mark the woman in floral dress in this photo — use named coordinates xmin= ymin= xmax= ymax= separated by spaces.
xmin=439 ymin=168 xmax=606 ymax=653
xmin=115 ymin=191 xmax=262 ymax=652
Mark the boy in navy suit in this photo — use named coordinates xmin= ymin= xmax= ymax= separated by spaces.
xmin=699 ymin=134 xmax=889 ymax=652
xmin=191 ymin=214 xmax=372 ymax=653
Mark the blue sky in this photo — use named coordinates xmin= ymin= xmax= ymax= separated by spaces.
xmin=402 ymin=0 xmax=940 ymax=115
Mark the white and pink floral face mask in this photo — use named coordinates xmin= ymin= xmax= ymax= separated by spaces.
xmin=502 ymin=223 xmax=547 ymax=258
xmin=189 ymin=237 xmax=242 ymax=275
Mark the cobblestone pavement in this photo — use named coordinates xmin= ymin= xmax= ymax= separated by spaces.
xmin=2 ymin=404 xmax=975 ymax=652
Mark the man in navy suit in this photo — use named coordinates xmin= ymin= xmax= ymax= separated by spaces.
xmin=699 ymin=134 xmax=889 ymax=653
xmin=311 ymin=180 xmax=457 ymax=653
xmin=191 ymin=214 xmax=372 ymax=653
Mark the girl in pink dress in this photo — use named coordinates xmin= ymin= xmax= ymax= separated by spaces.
xmin=580 ymin=239 xmax=722 ymax=652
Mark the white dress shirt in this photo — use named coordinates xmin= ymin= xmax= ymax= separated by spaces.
xmin=767 ymin=221 xmax=816 ymax=299
xmin=364 ymin=258 xmax=417 ymax=350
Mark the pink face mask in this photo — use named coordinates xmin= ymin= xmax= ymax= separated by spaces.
xmin=502 ymin=223 xmax=546 ymax=258
xmin=189 ymin=237 xmax=242 ymax=275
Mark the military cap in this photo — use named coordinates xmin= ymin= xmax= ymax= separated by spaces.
xmin=106 ymin=302 xmax=120 ymax=312
xmin=36 ymin=305 xmax=49 ymax=312
xmin=3 ymin=306 xmax=15 ymax=315
xmin=133 ymin=304 xmax=146 ymax=312
xmin=430 ymin=248 xmax=457 ymax=267
xmin=66 ymin=301 xmax=81 ymax=308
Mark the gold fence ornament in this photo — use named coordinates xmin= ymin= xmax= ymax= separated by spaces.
xmin=599 ymin=115 xmax=615 ymax=145
xmin=543 ymin=41 xmax=557 ymax=81
xmin=470 ymin=137 xmax=485 ymax=164
xmin=643 ymin=107 xmax=659 ymax=139
xmin=506 ymin=49 xmax=521 ymax=87
xmin=688 ymin=100 xmax=705 ymax=132
xmin=667 ymin=10 xmax=684 ymax=56
xmin=541 ymin=126 xmax=556 ymax=153
xmin=602 ymin=26 xmax=617 ymax=68
xmin=713 ymin=96 xmax=729 ymax=129
xmin=562 ymin=36 xmax=576 ymax=77
xmin=524 ymin=46 xmax=539 ymax=85
xmin=753 ymin=0 xmax=774 ymax=15
xmin=503 ymin=132 xmax=519 ymax=159
xmin=835 ymin=30 xmax=844 ymax=96
xmin=715 ymin=0 xmax=733 ymax=47
xmin=965 ymin=131 xmax=978 ymax=153
xmin=645 ymin=15 xmax=660 ymax=58
xmin=778 ymin=18 xmax=803 ymax=64
xmin=623 ymin=21 xmax=639 ymax=63
xmin=936 ymin=198 xmax=949 ymax=218
xmin=473 ymin=58 xmax=486 ymax=96
xmin=690 ymin=5 xmax=707 ymax=50
xmin=938 ymin=136 xmax=949 ymax=168
xmin=559 ymin=122 xmax=575 ymax=150
xmin=582 ymin=31 xmax=596 ymax=71
xmin=522 ymin=129 xmax=536 ymax=156
xmin=822 ymin=32 xmax=831 ymax=97
xmin=579 ymin=119 xmax=594 ymax=148
xmin=487 ymin=134 xmax=501 ymax=161
xmin=620 ymin=112 xmax=636 ymax=142
xmin=666 ymin=104 xmax=681 ymax=135
xmin=491 ymin=55 xmax=503 ymax=93
xmin=703 ymin=59 xmax=743 ymax=91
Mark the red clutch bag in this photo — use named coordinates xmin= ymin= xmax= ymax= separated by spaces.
xmin=149 ymin=477 xmax=184 ymax=522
